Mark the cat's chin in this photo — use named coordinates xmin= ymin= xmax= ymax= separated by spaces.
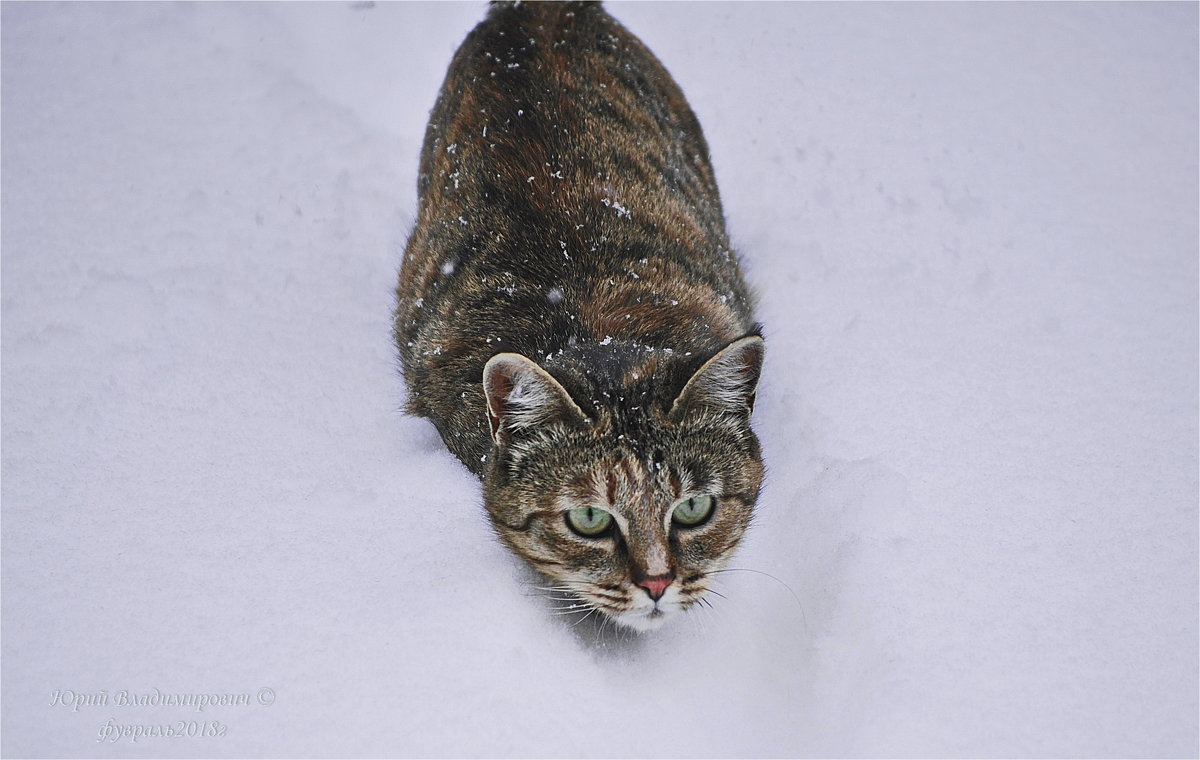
xmin=610 ymin=606 xmax=673 ymax=633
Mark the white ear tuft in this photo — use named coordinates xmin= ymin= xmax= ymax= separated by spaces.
xmin=483 ymin=353 xmax=586 ymax=445
xmin=669 ymin=336 xmax=765 ymax=419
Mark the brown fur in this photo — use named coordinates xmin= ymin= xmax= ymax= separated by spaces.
xmin=395 ymin=1 xmax=764 ymax=631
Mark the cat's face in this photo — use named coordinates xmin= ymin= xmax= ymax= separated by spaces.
xmin=481 ymin=337 xmax=764 ymax=631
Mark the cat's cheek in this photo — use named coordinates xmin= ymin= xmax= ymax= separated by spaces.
xmin=676 ymin=532 xmax=735 ymax=568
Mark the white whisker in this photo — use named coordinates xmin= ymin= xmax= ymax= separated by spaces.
xmin=705 ymin=567 xmax=808 ymax=632
xmin=571 ymin=606 xmax=600 ymax=627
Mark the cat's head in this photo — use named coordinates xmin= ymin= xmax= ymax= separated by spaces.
xmin=480 ymin=335 xmax=764 ymax=631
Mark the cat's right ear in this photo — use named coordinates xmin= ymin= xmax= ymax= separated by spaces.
xmin=482 ymin=353 xmax=587 ymax=446
xmin=669 ymin=335 xmax=765 ymax=421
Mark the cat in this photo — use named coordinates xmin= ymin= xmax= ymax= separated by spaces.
xmin=394 ymin=0 xmax=764 ymax=632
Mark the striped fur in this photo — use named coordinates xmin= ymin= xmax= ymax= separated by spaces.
xmin=395 ymin=1 xmax=764 ymax=631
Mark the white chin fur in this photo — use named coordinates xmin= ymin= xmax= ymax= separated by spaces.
xmin=610 ymin=606 xmax=672 ymax=632
xmin=608 ymin=589 xmax=682 ymax=632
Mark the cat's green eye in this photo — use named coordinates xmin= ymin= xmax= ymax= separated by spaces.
xmin=565 ymin=506 xmax=614 ymax=537
xmin=672 ymin=495 xmax=716 ymax=528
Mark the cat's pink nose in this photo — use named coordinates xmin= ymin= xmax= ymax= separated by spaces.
xmin=636 ymin=574 xmax=675 ymax=601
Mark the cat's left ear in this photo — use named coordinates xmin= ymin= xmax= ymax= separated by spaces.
xmin=669 ymin=335 xmax=765 ymax=420
xmin=483 ymin=353 xmax=587 ymax=446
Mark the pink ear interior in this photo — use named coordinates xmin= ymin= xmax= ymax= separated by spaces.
xmin=482 ymin=353 xmax=586 ymax=445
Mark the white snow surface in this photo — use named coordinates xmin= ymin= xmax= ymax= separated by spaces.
xmin=2 ymin=2 xmax=1197 ymax=757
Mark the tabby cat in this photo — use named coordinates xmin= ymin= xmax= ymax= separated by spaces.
xmin=395 ymin=1 xmax=764 ymax=632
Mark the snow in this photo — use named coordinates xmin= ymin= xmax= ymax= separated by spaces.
xmin=2 ymin=1 xmax=1196 ymax=756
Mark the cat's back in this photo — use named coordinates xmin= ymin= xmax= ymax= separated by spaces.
xmin=400 ymin=1 xmax=726 ymax=292
xmin=396 ymin=1 xmax=756 ymax=470
xmin=413 ymin=1 xmax=721 ymax=212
